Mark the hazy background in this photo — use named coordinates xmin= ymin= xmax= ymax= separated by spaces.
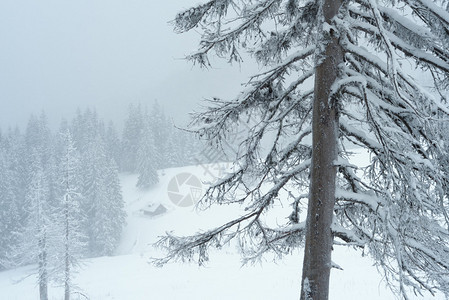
xmin=0 ymin=0 xmax=257 ymax=130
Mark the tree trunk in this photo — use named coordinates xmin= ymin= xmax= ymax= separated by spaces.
xmin=39 ymin=235 xmax=48 ymax=300
xmin=65 ymin=194 xmax=70 ymax=300
xmin=300 ymin=0 xmax=343 ymax=299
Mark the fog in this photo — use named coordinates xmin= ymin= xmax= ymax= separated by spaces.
xmin=0 ymin=0 xmax=256 ymax=130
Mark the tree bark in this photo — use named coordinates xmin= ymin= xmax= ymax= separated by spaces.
xmin=39 ymin=235 xmax=48 ymax=300
xmin=65 ymin=193 xmax=70 ymax=300
xmin=300 ymin=0 xmax=343 ymax=299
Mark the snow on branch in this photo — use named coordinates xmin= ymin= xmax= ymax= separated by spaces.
xmin=406 ymin=0 xmax=449 ymax=27
xmin=153 ymin=210 xmax=306 ymax=266
xmin=340 ymin=119 xmax=383 ymax=150
xmin=335 ymin=188 xmax=384 ymax=211
xmin=404 ymin=236 xmax=449 ymax=270
xmin=153 ymin=210 xmax=260 ymax=266
xmin=331 ymin=221 xmax=367 ymax=247
xmin=330 ymin=74 xmax=367 ymax=99
xmin=172 ymin=1 xmax=217 ymax=33
xmin=180 ymin=0 xmax=283 ymax=66
xmin=347 ymin=14 xmax=449 ymax=73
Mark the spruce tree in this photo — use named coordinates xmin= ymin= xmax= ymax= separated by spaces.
xmin=149 ymin=101 xmax=168 ymax=169
xmin=102 ymin=157 xmax=127 ymax=254
xmin=80 ymin=130 xmax=126 ymax=256
xmin=0 ymin=137 xmax=22 ymax=269
xmin=105 ymin=121 xmax=121 ymax=166
xmin=136 ymin=118 xmax=159 ymax=189
xmin=22 ymin=150 xmax=53 ymax=300
xmin=56 ymin=130 xmax=86 ymax=300
xmin=121 ymin=103 xmax=144 ymax=172
xmin=156 ymin=1 xmax=449 ymax=298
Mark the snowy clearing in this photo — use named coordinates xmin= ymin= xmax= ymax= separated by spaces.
xmin=0 ymin=161 xmax=443 ymax=299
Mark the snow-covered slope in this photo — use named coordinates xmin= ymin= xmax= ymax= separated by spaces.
xmin=0 ymin=163 xmax=443 ymax=299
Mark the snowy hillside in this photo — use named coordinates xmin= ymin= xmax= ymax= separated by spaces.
xmin=0 ymin=164 xmax=443 ymax=299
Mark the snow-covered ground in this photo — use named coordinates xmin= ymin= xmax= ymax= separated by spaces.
xmin=0 ymin=161 xmax=444 ymax=299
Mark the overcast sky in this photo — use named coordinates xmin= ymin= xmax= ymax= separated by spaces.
xmin=0 ymin=0 xmax=256 ymax=130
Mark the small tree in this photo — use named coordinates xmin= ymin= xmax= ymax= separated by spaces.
xmin=156 ymin=0 xmax=449 ymax=299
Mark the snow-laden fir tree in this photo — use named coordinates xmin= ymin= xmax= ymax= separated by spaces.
xmin=155 ymin=0 xmax=449 ymax=299
xmin=60 ymin=109 xmax=126 ymax=257
xmin=0 ymin=128 xmax=28 ymax=270
xmin=165 ymin=128 xmax=183 ymax=168
xmin=149 ymin=100 xmax=169 ymax=169
xmin=102 ymin=157 xmax=127 ymax=252
xmin=0 ymin=135 xmax=22 ymax=270
xmin=105 ymin=121 xmax=122 ymax=167
xmin=24 ymin=113 xmax=52 ymax=169
xmin=80 ymin=130 xmax=126 ymax=256
xmin=0 ymin=110 xmax=128 ymax=279
xmin=136 ymin=117 xmax=159 ymax=189
xmin=70 ymin=108 xmax=105 ymax=155
xmin=21 ymin=150 xmax=54 ymax=300
xmin=56 ymin=130 xmax=86 ymax=300
xmin=18 ymin=115 xmax=58 ymax=300
xmin=121 ymin=103 xmax=144 ymax=172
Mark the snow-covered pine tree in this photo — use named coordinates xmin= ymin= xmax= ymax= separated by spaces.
xmin=165 ymin=129 xmax=179 ymax=168
xmin=24 ymin=113 xmax=52 ymax=169
xmin=105 ymin=121 xmax=122 ymax=166
xmin=121 ymin=103 xmax=144 ymax=172
xmin=70 ymin=109 xmax=87 ymax=153
xmin=79 ymin=133 xmax=107 ymax=256
xmin=70 ymin=108 xmax=103 ymax=154
xmin=18 ymin=114 xmax=59 ymax=300
xmin=21 ymin=150 xmax=54 ymax=300
xmin=3 ymin=128 xmax=28 ymax=268
xmin=0 ymin=142 xmax=13 ymax=269
xmin=66 ymin=108 xmax=126 ymax=257
xmin=156 ymin=0 xmax=449 ymax=299
xmin=149 ymin=100 xmax=168 ymax=169
xmin=102 ymin=157 xmax=127 ymax=253
xmin=136 ymin=117 xmax=159 ymax=189
xmin=0 ymin=134 xmax=23 ymax=270
xmin=57 ymin=130 xmax=86 ymax=300
xmin=80 ymin=130 xmax=126 ymax=256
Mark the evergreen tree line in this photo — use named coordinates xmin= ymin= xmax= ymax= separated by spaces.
xmin=0 ymin=110 xmax=126 ymax=276
xmin=120 ymin=102 xmax=208 ymax=189
xmin=0 ymin=102 xmax=210 ymax=275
